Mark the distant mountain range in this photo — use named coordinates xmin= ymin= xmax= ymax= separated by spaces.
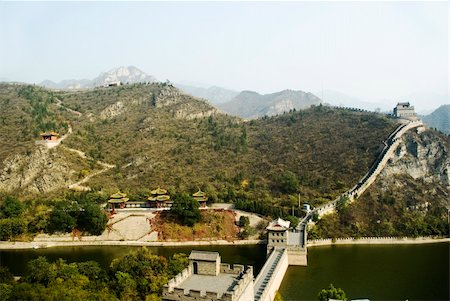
xmin=318 ymin=89 xmax=390 ymax=112
xmin=173 ymin=83 xmax=239 ymax=105
xmin=217 ymin=89 xmax=322 ymax=119
xmin=40 ymin=66 xmax=157 ymax=89
xmin=422 ymin=105 xmax=450 ymax=135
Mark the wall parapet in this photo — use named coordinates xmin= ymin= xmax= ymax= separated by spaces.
xmin=307 ymin=235 xmax=444 ymax=246
xmin=162 ymin=265 xmax=253 ymax=301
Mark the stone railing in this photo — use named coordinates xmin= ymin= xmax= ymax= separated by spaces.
xmin=165 ymin=265 xmax=193 ymax=289
xmin=220 ymin=263 xmax=245 ymax=274
xmin=307 ymin=235 xmax=443 ymax=246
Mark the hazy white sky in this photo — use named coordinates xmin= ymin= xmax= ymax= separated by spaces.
xmin=0 ymin=1 xmax=448 ymax=107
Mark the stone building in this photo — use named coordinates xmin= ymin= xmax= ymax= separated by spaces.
xmin=266 ymin=218 xmax=290 ymax=253
xmin=393 ymin=102 xmax=417 ymax=120
xmin=163 ymin=250 xmax=254 ymax=301
xmin=266 ymin=218 xmax=307 ymax=266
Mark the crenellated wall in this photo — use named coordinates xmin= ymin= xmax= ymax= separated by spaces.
xmin=163 ymin=265 xmax=254 ymax=301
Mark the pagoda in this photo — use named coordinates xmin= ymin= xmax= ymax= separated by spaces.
xmin=192 ymin=190 xmax=208 ymax=208
xmin=148 ymin=187 xmax=171 ymax=208
xmin=108 ymin=191 xmax=129 ymax=211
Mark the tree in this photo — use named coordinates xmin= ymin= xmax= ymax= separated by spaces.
xmin=0 ymin=196 xmax=24 ymax=218
xmin=284 ymin=215 xmax=299 ymax=229
xmin=110 ymin=247 xmax=169 ymax=300
xmin=274 ymin=171 xmax=300 ymax=194
xmin=167 ymin=253 xmax=189 ymax=278
xmin=77 ymin=202 xmax=108 ymax=235
xmin=238 ymin=216 xmax=250 ymax=227
xmin=46 ymin=201 xmax=79 ymax=233
xmin=318 ymin=283 xmax=347 ymax=301
xmin=170 ymin=193 xmax=201 ymax=226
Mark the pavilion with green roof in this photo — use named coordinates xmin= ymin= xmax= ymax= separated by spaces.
xmin=148 ymin=187 xmax=172 ymax=208
xmin=108 ymin=192 xmax=129 ymax=210
xmin=193 ymin=190 xmax=208 ymax=208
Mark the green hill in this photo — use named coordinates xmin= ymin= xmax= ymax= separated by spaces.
xmin=422 ymin=104 xmax=450 ymax=135
xmin=0 ymin=83 xmax=399 ymax=214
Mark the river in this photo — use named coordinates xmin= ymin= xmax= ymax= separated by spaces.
xmin=0 ymin=243 xmax=448 ymax=300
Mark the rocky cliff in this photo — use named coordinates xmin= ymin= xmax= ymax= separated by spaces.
xmin=0 ymin=145 xmax=101 ymax=195
xmin=379 ymin=127 xmax=450 ymax=207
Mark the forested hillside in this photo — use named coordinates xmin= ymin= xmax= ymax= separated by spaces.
xmin=0 ymin=83 xmax=425 ymax=216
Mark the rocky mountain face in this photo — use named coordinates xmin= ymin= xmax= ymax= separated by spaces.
xmin=40 ymin=66 xmax=157 ymax=90
xmin=0 ymin=146 xmax=77 ymax=194
xmin=174 ymin=83 xmax=239 ymax=105
xmin=422 ymin=105 xmax=450 ymax=135
xmin=379 ymin=128 xmax=450 ymax=207
xmin=218 ymin=89 xmax=321 ymax=119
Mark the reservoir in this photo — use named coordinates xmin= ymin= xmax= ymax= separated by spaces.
xmin=0 ymin=242 xmax=448 ymax=300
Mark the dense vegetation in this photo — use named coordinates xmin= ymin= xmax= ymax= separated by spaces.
xmin=0 ymin=83 xmax=398 ymax=219
xmin=1 ymin=83 xmax=448 ymax=239
xmin=0 ymin=247 xmax=188 ymax=301
xmin=0 ymin=193 xmax=108 ymax=241
xmin=310 ymin=176 xmax=450 ymax=239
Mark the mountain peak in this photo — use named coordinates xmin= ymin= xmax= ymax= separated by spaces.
xmin=40 ymin=66 xmax=157 ymax=90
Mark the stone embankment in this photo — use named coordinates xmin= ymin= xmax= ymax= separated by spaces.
xmin=307 ymin=236 xmax=450 ymax=247
xmin=0 ymin=239 xmax=265 ymax=250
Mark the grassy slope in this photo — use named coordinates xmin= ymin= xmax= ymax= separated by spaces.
xmin=1 ymin=83 xmax=397 ymax=208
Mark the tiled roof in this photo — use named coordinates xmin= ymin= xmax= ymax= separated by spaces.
xmin=189 ymin=250 xmax=220 ymax=262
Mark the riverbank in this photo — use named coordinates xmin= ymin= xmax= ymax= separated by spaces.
xmin=2 ymin=236 xmax=449 ymax=250
xmin=307 ymin=236 xmax=450 ymax=247
xmin=0 ymin=239 xmax=265 ymax=250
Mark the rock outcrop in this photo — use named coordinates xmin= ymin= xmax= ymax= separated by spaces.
xmin=0 ymin=146 xmax=76 ymax=194
xmin=381 ymin=129 xmax=449 ymax=187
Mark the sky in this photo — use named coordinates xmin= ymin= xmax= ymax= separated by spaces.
xmin=0 ymin=1 xmax=448 ymax=110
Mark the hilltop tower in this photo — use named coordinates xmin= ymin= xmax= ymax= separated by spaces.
xmin=393 ymin=102 xmax=417 ymax=121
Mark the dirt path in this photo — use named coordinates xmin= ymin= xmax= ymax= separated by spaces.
xmin=54 ymin=98 xmax=116 ymax=191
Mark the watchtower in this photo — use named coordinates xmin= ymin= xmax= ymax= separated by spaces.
xmin=266 ymin=218 xmax=290 ymax=254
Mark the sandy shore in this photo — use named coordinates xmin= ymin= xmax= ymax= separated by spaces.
xmin=307 ymin=237 xmax=450 ymax=247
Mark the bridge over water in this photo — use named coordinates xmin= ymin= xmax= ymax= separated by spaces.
xmin=252 ymin=119 xmax=424 ymax=301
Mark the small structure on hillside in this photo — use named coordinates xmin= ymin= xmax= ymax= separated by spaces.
xmin=40 ymin=131 xmax=59 ymax=141
xmin=192 ymin=190 xmax=208 ymax=208
xmin=108 ymin=192 xmax=129 ymax=211
xmin=393 ymin=102 xmax=417 ymax=120
xmin=148 ymin=187 xmax=171 ymax=208
xmin=105 ymin=81 xmax=121 ymax=87
xmin=35 ymin=131 xmax=62 ymax=149
xmin=163 ymin=250 xmax=254 ymax=301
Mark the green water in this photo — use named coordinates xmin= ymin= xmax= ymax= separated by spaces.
xmin=0 ymin=243 xmax=448 ymax=300
xmin=280 ymin=243 xmax=450 ymax=301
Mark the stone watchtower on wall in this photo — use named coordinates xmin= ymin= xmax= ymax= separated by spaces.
xmin=393 ymin=102 xmax=417 ymax=121
xmin=266 ymin=218 xmax=290 ymax=254
xmin=163 ymin=250 xmax=255 ymax=301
